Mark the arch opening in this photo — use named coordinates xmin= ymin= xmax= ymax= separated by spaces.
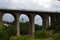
xmin=2 ymin=13 xmax=16 ymax=36
xmin=49 ymin=16 xmax=51 ymax=26
xmin=19 ymin=14 xmax=29 ymax=35
xmin=34 ymin=15 xmax=43 ymax=31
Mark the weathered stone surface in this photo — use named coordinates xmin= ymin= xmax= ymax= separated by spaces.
xmin=0 ymin=10 xmax=58 ymax=37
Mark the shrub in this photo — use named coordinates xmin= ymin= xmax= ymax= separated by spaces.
xmin=0 ymin=27 xmax=9 ymax=40
xmin=10 ymin=35 xmax=34 ymax=40
xmin=10 ymin=36 xmax=24 ymax=40
xmin=54 ymin=31 xmax=60 ymax=40
xmin=10 ymin=35 xmax=53 ymax=40
xmin=39 ymin=38 xmax=53 ymax=40
xmin=35 ymin=30 xmax=48 ymax=38
xmin=0 ymin=24 xmax=16 ymax=40
xmin=5 ymin=24 xmax=16 ymax=36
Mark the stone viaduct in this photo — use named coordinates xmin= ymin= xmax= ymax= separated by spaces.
xmin=0 ymin=9 xmax=59 ymax=37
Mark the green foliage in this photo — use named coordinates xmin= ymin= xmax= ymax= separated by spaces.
xmin=5 ymin=24 xmax=16 ymax=36
xmin=39 ymin=38 xmax=53 ymax=40
xmin=35 ymin=30 xmax=48 ymax=38
xmin=0 ymin=27 xmax=9 ymax=40
xmin=22 ymin=35 xmax=34 ymax=40
xmin=10 ymin=35 xmax=34 ymax=40
xmin=10 ymin=35 xmax=53 ymax=40
xmin=35 ymin=24 xmax=42 ymax=31
xmin=2 ymin=21 xmax=60 ymax=40
xmin=48 ymin=25 xmax=60 ymax=33
xmin=54 ymin=31 xmax=60 ymax=40
xmin=10 ymin=36 xmax=23 ymax=40
xmin=20 ymin=22 xmax=42 ymax=34
xmin=0 ymin=22 xmax=16 ymax=40
xmin=0 ymin=21 xmax=43 ymax=40
xmin=20 ymin=22 xmax=28 ymax=34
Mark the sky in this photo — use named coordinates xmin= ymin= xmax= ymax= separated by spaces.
xmin=0 ymin=0 xmax=60 ymax=25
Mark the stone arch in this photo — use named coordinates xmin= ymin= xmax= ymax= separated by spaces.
xmin=3 ymin=12 xmax=17 ymax=19
xmin=2 ymin=12 xmax=21 ymax=36
xmin=34 ymin=15 xmax=43 ymax=30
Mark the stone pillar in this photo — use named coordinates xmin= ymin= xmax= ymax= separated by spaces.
xmin=14 ymin=12 xmax=20 ymax=36
xmin=42 ymin=15 xmax=49 ymax=30
xmin=28 ymin=14 xmax=35 ymax=37
xmin=0 ymin=12 xmax=3 ymax=27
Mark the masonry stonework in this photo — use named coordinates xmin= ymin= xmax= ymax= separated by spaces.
xmin=0 ymin=9 xmax=58 ymax=37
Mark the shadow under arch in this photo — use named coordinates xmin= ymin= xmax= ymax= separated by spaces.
xmin=34 ymin=15 xmax=43 ymax=31
xmin=19 ymin=14 xmax=29 ymax=35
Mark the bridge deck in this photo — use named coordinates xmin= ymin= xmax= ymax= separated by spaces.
xmin=0 ymin=9 xmax=60 ymax=14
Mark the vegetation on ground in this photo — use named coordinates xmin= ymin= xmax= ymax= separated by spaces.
xmin=1 ymin=17 xmax=60 ymax=40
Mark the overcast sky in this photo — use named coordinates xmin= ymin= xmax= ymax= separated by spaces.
xmin=1 ymin=0 xmax=60 ymax=25
xmin=0 ymin=0 xmax=60 ymax=11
